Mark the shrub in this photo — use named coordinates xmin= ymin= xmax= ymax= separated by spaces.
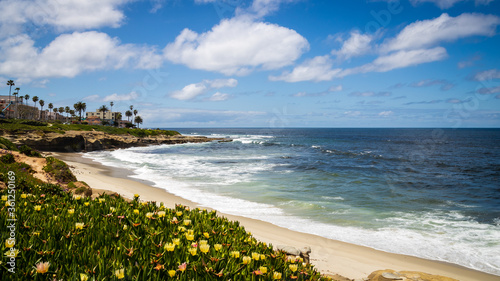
xmin=43 ymin=156 xmax=77 ymax=183
xmin=19 ymin=144 xmax=42 ymax=157
xmin=0 ymin=153 xmax=15 ymax=164
xmin=0 ymin=137 xmax=18 ymax=151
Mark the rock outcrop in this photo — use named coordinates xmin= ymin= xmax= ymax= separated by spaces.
xmin=1 ymin=130 xmax=230 ymax=152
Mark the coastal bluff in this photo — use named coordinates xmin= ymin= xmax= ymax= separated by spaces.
xmin=0 ymin=130 xmax=230 ymax=152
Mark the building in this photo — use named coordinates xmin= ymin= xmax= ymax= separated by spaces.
xmin=86 ymin=111 xmax=121 ymax=122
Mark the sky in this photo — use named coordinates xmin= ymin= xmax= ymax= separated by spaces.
xmin=1 ymin=0 xmax=500 ymax=128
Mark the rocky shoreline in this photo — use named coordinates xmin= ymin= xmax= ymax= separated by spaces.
xmin=0 ymin=130 xmax=230 ymax=152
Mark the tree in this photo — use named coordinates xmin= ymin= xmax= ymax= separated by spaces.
xmin=53 ymin=107 xmax=58 ymax=120
xmin=32 ymin=96 xmax=39 ymax=120
xmin=6 ymin=80 xmax=14 ymax=118
xmin=39 ymin=100 xmax=45 ymax=120
xmin=58 ymin=107 xmax=64 ymax=121
xmin=24 ymin=94 xmax=30 ymax=106
xmin=98 ymin=105 xmax=109 ymax=122
xmin=48 ymin=103 xmax=53 ymax=120
xmin=125 ymin=110 xmax=132 ymax=122
xmin=13 ymin=87 xmax=19 ymax=118
xmin=19 ymin=96 xmax=24 ymax=105
xmin=65 ymin=106 xmax=70 ymax=119
xmin=134 ymin=116 xmax=143 ymax=128
xmin=73 ymin=101 xmax=86 ymax=122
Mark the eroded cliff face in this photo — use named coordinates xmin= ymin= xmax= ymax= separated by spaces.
xmin=1 ymin=130 xmax=229 ymax=152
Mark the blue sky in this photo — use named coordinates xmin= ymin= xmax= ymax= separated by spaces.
xmin=1 ymin=0 xmax=500 ymax=128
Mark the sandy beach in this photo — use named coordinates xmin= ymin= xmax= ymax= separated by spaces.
xmin=54 ymin=152 xmax=500 ymax=281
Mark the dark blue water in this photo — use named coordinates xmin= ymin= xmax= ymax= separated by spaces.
xmin=86 ymin=128 xmax=500 ymax=275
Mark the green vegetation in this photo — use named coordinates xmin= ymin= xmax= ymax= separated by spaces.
xmin=43 ymin=156 xmax=77 ymax=183
xmin=0 ymin=143 xmax=332 ymax=281
xmin=0 ymin=136 xmax=19 ymax=151
xmin=0 ymin=119 xmax=180 ymax=137
xmin=0 ymin=153 xmax=15 ymax=164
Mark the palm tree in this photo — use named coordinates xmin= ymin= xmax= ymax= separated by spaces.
xmin=98 ymin=105 xmax=109 ymax=120
xmin=32 ymin=96 xmax=39 ymax=120
xmin=73 ymin=101 xmax=86 ymax=122
xmin=133 ymin=109 xmax=138 ymax=119
xmin=39 ymin=100 xmax=45 ymax=120
xmin=6 ymin=80 xmax=14 ymax=118
xmin=58 ymin=107 xmax=64 ymax=121
xmin=48 ymin=103 xmax=53 ymax=120
xmin=19 ymin=96 xmax=23 ymax=105
xmin=129 ymin=105 xmax=133 ymax=111
xmin=125 ymin=110 xmax=132 ymax=122
xmin=115 ymin=112 xmax=122 ymax=127
xmin=13 ymin=88 xmax=19 ymax=119
xmin=134 ymin=116 xmax=143 ymax=128
xmin=24 ymin=94 xmax=30 ymax=106
xmin=53 ymin=107 xmax=58 ymax=120
xmin=109 ymin=101 xmax=114 ymax=124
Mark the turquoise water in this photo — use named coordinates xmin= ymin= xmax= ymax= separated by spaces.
xmin=84 ymin=128 xmax=500 ymax=275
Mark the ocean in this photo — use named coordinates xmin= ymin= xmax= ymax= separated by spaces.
xmin=83 ymin=128 xmax=500 ymax=276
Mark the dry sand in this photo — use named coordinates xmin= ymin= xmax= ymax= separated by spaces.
xmin=54 ymin=152 xmax=500 ymax=281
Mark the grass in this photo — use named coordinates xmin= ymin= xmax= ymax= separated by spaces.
xmin=0 ymin=119 xmax=180 ymax=138
xmin=0 ymin=142 xmax=334 ymax=281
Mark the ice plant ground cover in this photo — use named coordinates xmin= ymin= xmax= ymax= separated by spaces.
xmin=0 ymin=182 xmax=331 ymax=280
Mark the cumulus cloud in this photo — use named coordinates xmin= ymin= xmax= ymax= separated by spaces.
xmin=332 ymin=31 xmax=373 ymax=60
xmin=0 ymin=31 xmax=163 ymax=80
xmin=170 ymin=78 xmax=238 ymax=100
xmin=164 ymin=16 xmax=309 ymax=76
xmin=250 ymin=0 xmax=298 ymax=17
xmin=381 ymin=13 xmax=500 ymax=53
xmin=0 ymin=0 xmax=127 ymax=36
xmin=269 ymin=55 xmax=342 ymax=82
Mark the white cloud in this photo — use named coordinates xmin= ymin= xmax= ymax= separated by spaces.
xmin=329 ymin=85 xmax=343 ymax=92
xmin=0 ymin=0 xmax=127 ymax=36
xmin=250 ymin=0 xmax=298 ymax=17
xmin=164 ymin=16 xmax=309 ymax=76
xmin=170 ymin=78 xmax=238 ymax=100
xmin=381 ymin=13 xmax=500 ymax=53
xmin=208 ymin=92 xmax=230 ymax=101
xmin=379 ymin=111 xmax=394 ymax=116
xmin=477 ymin=86 xmax=500 ymax=94
xmin=0 ymin=31 xmax=163 ymax=80
xmin=104 ymin=91 xmax=140 ymax=102
xmin=332 ymin=31 xmax=373 ymax=60
xmin=473 ymin=69 xmax=500 ymax=81
xmin=82 ymin=94 xmax=100 ymax=102
xmin=269 ymin=55 xmax=342 ymax=82
xmin=346 ymin=47 xmax=448 ymax=75
xmin=343 ymin=111 xmax=361 ymax=117
xmin=170 ymin=83 xmax=207 ymax=101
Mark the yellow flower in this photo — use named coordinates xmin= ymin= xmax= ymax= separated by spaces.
xmin=1 ymin=195 xmax=7 ymax=201
xmin=24 ymin=202 xmax=27 ymax=206
xmin=133 ymin=209 xmax=139 ymax=214
xmin=176 ymin=211 xmax=183 ymax=217
xmin=68 ymin=209 xmax=75 ymax=215
xmin=188 ymin=248 xmax=197 ymax=256
xmin=158 ymin=211 xmax=166 ymax=218
xmin=172 ymin=238 xmax=180 ymax=245
xmin=230 ymin=251 xmax=240 ymax=258
xmin=289 ymin=264 xmax=298 ymax=272
xmin=199 ymin=244 xmax=210 ymax=254
xmin=183 ymin=219 xmax=191 ymax=226
xmin=21 ymin=194 xmax=27 ymax=199
xmin=110 ymin=207 xmax=116 ymax=212
xmin=178 ymin=226 xmax=186 ymax=232
xmin=168 ymin=270 xmax=176 ymax=277
xmin=98 ymin=198 xmax=105 ymax=203
xmin=123 ymin=225 xmax=128 ymax=230
xmin=84 ymin=202 xmax=90 ymax=206
xmin=242 ymin=256 xmax=251 ymax=264
xmin=80 ymin=273 xmax=89 ymax=281
xmin=5 ymin=239 xmax=15 ymax=248
xmin=114 ymin=268 xmax=125 ymax=279
xmin=141 ymin=201 xmax=148 ymax=206
xmin=260 ymin=266 xmax=268 ymax=274
xmin=203 ymin=232 xmax=209 ymax=238
xmin=164 ymin=243 xmax=175 ymax=252
xmin=4 ymin=201 xmax=9 ymax=207
xmin=199 ymin=240 xmax=208 ymax=245
xmin=145 ymin=212 xmax=153 ymax=218
xmin=34 ymin=205 xmax=42 ymax=211
xmin=187 ymin=229 xmax=194 ymax=235
xmin=260 ymin=254 xmax=266 ymax=260
xmin=252 ymin=252 xmax=260 ymax=261
xmin=5 ymin=249 xmax=20 ymax=258
xmin=33 ymin=231 xmax=40 ymax=236
xmin=134 ymin=194 xmax=140 ymax=198
xmin=185 ymin=233 xmax=194 ymax=241
xmin=214 ymin=244 xmax=222 ymax=251
xmin=75 ymin=223 xmax=85 ymax=230
xmin=36 ymin=261 xmax=50 ymax=274
xmin=74 ymin=195 xmax=82 ymax=200
xmin=273 ymin=272 xmax=282 ymax=280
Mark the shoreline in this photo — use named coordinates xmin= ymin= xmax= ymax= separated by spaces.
xmin=54 ymin=151 xmax=499 ymax=281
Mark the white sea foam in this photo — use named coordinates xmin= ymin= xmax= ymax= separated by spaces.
xmin=83 ymin=142 xmax=500 ymax=276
